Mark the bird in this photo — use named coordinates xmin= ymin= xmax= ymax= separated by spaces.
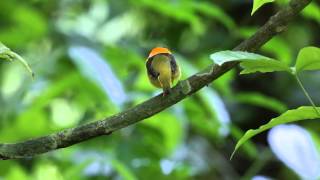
xmin=146 ymin=47 xmax=181 ymax=96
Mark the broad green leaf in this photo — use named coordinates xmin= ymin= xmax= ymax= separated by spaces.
xmin=295 ymin=46 xmax=320 ymax=73
xmin=0 ymin=42 xmax=34 ymax=78
xmin=240 ymin=60 xmax=291 ymax=74
xmin=210 ymin=50 xmax=291 ymax=74
xmin=136 ymin=0 xmax=205 ymax=35
xmin=210 ymin=51 xmax=269 ymax=65
xmin=236 ymin=92 xmax=287 ymax=113
xmin=191 ymin=2 xmax=236 ymax=30
xmin=6 ymin=164 xmax=29 ymax=180
xmin=33 ymin=162 xmax=63 ymax=180
xmin=302 ymin=2 xmax=320 ymax=23
xmin=251 ymin=0 xmax=274 ymax=15
xmin=230 ymin=125 xmax=258 ymax=159
xmin=231 ymin=106 xmax=320 ymax=159
xmin=0 ymin=5 xmax=47 ymax=46
xmin=0 ymin=42 xmax=12 ymax=61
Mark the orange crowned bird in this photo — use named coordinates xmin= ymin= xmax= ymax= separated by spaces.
xmin=146 ymin=47 xmax=181 ymax=96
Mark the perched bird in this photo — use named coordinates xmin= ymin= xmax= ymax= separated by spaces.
xmin=146 ymin=47 xmax=181 ymax=96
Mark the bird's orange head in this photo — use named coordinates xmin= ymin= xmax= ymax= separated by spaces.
xmin=147 ymin=47 xmax=172 ymax=59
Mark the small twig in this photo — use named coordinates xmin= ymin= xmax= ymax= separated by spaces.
xmin=295 ymin=74 xmax=320 ymax=116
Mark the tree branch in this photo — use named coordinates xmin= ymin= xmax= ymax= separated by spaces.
xmin=0 ymin=0 xmax=311 ymax=160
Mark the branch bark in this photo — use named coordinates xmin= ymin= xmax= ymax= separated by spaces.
xmin=0 ymin=0 xmax=311 ymax=160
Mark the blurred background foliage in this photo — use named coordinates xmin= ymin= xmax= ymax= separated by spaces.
xmin=0 ymin=0 xmax=319 ymax=179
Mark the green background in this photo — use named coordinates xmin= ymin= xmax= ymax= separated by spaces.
xmin=0 ymin=0 xmax=319 ymax=179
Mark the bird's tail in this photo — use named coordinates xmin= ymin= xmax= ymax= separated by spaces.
xmin=157 ymin=60 xmax=172 ymax=95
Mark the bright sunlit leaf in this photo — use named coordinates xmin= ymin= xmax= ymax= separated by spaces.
xmin=210 ymin=50 xmax=291 ymax=74
xmin=34 ymin=162 xmax=63 ymax=180
xmin=6 ymin=164 xmax=29 ymax=180
xmin=231 ymin=106 xmax=320 ymax=159
xmin=302 ymin=2 xmax=320 ymax=23
xmin=295 ymin=46 xmax=320 ymax=73
xmin=251 ymin=0 xmax=275 ymax=15
xmin=50 ymin=98 xmax=82 ymax=128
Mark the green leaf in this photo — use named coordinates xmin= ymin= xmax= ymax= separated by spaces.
xmin=295 ymin=46 xmax=320 ymax=73
xmin=0 ymin=42 xmax=12 ymax=61
xmin=230 ymin=125 xmax=258 ymax=159
xmin=240 ymin=60 xmax=290 ymax=74
xmin=0 ymin=42 xmax=34 ymax=78
xmin=6 ymin=164 xmax=29 ymax=180
xmin=210 ymin=51 xmax=269 ymax=65
xmin=136 ymin=0 xmax=205 ymax=35
xmin=302 ymin=2 xmax=320 ymax=24
xmin=210 ymin=50 xmax=291 ymax=74
xmin=251 ymin=0 xmax=274 ymax=15
xmin=231 ymin=106 xmax=320 ymax=159
xmin=33 ymin=162 xmax=64 ymax=180
xmin=0 ymin=6 xmax=47 ymax=46
xmin=191 ymin=2 xmax=236 ymax=30
xmin=236 ymin=92 xmax=287 ymax=113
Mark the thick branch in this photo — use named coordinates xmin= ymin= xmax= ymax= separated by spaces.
xmin=0 ymin=0 xmax=311 ymax=160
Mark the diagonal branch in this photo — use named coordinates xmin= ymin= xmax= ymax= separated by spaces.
xmin=0 ymin=0 xmax=311 ymax=160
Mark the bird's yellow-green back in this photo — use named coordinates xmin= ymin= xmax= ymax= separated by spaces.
xmin=152 ymin=55 xmax=172 ymax=93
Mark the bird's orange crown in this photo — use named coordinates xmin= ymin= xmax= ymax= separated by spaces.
xmin=148 ymin=47 xmax=172 ymax=59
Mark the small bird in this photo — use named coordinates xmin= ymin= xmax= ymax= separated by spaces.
xmin=146 ymin=47 xmax=181 ymax=96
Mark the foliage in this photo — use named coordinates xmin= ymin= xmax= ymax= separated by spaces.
xmin=211 ymin=46 xmax=320 ymax=158
xmin=210 ymin=50 xmax=291 ymax=73
xmin=295 ymin=46 xmax=320 ymax=72
xmin=210 ymin=46 xmax=320 ymax=75
xmin=251 ymin=0 xmax=275 ymax=15
xmin=0 ymin=42 xmax=33 ymax=78
xmin=0 ymin=0 xmax=319 ymax=179
xmin=232 ymin=106 xmax=320 ymax=159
